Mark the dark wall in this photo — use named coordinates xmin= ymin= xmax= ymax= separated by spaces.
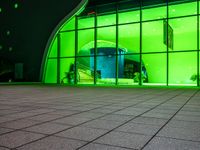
xmin=0 ymin=0 xmax=82 ymax=82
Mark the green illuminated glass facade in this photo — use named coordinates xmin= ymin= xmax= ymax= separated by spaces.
xmin=42 ymin=0 xmax=200 ymax=86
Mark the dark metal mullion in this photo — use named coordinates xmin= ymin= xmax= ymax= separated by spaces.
xmin=197 ymin=0 xmax=199 ymax=87
xmin=139 ymin=0 xmax=142 ymax=86
xmin=167 ymin=0 xmax=169 ymax=86
xmin=116 ymin=4 xmax=119 ymax=85
xmin=57 ymin=34 xmax=61 ymax=84
xmin=75 ymin=16 xmax=78 ymax=85
xmin=94 ymin=10 xmax=97 ymax=85
xmin=86 ymin=0 xmax=193 ymax=17
xmin=60 ymin=13 xmax=198 ymax=33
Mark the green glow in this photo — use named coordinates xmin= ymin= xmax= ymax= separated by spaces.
xmin=169 ymin=52 xmax=197 ymax=85
xmin=119 ymin=10 xmax=140 ymax=24
xmin=143 ymin=54 xmax=167 ymax=84
xmin=60 ymin=32 xmax=75 ymax=57
xmin=48 ymin=37 xmax=58 ymax=57
xmin=61 ymin=18 xmax=75 ymax=31
xmin=142 ymin=20 xmax=166 ymax=53
xmin=119 ymin=24 xmax=140 ymax=53
xmin=60 ymin=58 xmax=75 ymax=84
xmin=78 ymin=16 xmax=94 ymax=29
xmin=98 ymin=26 xmax=116 ymax=45
xmin=9 ymin=47 xmax=13 ymax=52
xmin=14 ymin=3 xmax=19 ymax=9
xmin=43 ymin=1 xmax=199 ymax=86
xmin=142 ymin=6 xmax=166 ymax=21
xmin=6 ymin=30 xmax=11 ymax=36
xmin=169 ymin=2 xmax=197 ymax=17
xmin=0 ymin=8 xmax=2 ymax=13
xmin=98 ymin=14 xmax=116 ymax=26
xmin=78 ymin=29 xmax=94 ymax=56
xmin=44 ymin=59 xmax=57 ymax=83
xmin=169 ymin=17 xmax=197 ymax=51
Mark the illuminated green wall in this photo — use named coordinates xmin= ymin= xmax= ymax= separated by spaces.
xmin=43 ymin=1 xmax=200 ymax=86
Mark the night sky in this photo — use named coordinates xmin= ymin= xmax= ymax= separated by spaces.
xmin=0 ymin=0 xmax=81 ymax=82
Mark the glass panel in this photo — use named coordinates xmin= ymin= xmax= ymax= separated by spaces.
xmin=60 ymin=58 xmax=75 ymax=84
xmin=118 ymin=10 xmax=140 ymax=24
xmin=95 ymin=29 xmax=117 ymax=84
xmin=169 ymin=1 xmax=197 ymax=18
xmin=142 ymin=6 xmax=167 ymax=21
xmin=60 ymin=31 xmax=75 ymax=57
xmin=142 ymin=53 xmax=167 ymax=86
xmin=199 ymin=1 xmax=200 ymax=15
xmin=119 ymin=24 xmax=140 ymax=54
xmin=44 ymin=59 xmax=57 ymax=83
xmin=96 ymin=55 xmax=116 ymax=85
xmin=169 ymin=16 xmax=197 ymax=51
xmin=78 ymin=16 xmax=94 ymax=29
xmin=61 ymin=18 xmax=75 ymax=31
xmin=142 ymin=20 xmax=166 ymax=53
xmin=97 ymin=14 xmax=116 ymax=27
xmin=198 ymin=52 xmax=200 ymax=86
xmin=118 ymin=54 xmax=140 ymax=85
xmin=97 ymin=26 xmax=116 ymax=56
xmin=49 ymin=36 xmax=57 ymax=58
xmin=169 ymin=52 xmax=197 ymax=86
xmin=78 ymin=29 xmax=94 ymax=56
xmin=77 ymin=56 xmax=94 ymax=84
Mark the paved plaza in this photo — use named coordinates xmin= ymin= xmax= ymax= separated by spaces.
xmin=0 ymin=85 xmax=199 ymax=150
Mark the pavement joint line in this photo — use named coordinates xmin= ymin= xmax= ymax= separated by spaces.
xmin=1 ymin=95 xmax=147 ymax=126
xmin=75 ymin=90 xmax=190 ymax=150
xmin=0 ymin=107 xmax=50 ymax=117
xmin=92 ymin=142 xmax=137 ymax=150
xmin=0 ymin=99 xmax=110 ymax=118
xmin=0 ymin=101 xmax=117 ymax=137
xmin=0 ymin=145 xmax=11 ymax=150
xmin=12 ymin=89 xmax=176 ymax=149
xmin=0 ymin=88 xmax=165 ymax=132
xmin=156 ymin=135 xmax=200 ymax=143
xmin=0 ymin=89 xmax=166 ymax=147
xmin=140 ymin=89 xmax=200 ymax=150
xmin=53 ymin=135 xmax=136 ymax=150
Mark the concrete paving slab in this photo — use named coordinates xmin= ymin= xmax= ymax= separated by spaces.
xmin=0 ymin=128 xmax=13 ymax=135
xmin=53 ymin=116 xmax=92 ymax=126
xmin=57 ymin=126 xmax=108 ymax=141
xmin=116 ymin=122 xmax=161 ymax=136
xmin=0 ymin=119 xmax=40 ymax=129
xmin=17 ymin=136 xmax=86 ymax=150
xmin=130 ymin=116 xmax=168 ymax=126
xmin=143 ymin=136 xmax=200 ymax=150
xmin=82 ymin=119 xmax=122 ymax=130
xmin=79 ymin=143 xmax=130 ymax=150
xmin=158 ymin=126 xmax=200 ymax=141
xmin=25 ymin=122 xmax=71 ymax=134
xmin=95 ymin=131 xmax=152 ymax=149
xmin=0 ymin=86 xmax=199 ymax=150
xmin=0 ymin=131 xmax=44 ymax=148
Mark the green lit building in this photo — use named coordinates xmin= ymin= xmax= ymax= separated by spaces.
xmin=41 ymin=0 xmax=200 ymax=87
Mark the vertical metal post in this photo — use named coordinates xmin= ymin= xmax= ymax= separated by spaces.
xmin=116 ymin=4 xmax=119 ymax=85
xmin=166 ymin=0 xmax=169 ymax=86
xmin=94 ymin=10 xmax=97 ymax=85
xmin=197 ymin=0 xmax=199 ymax=87
xmin=75 ymin=16 xmax=78 ymax=85
xmin=57 ymin=34 xmax=61 ymax=84
xmin=139 ymin=0 xmax=142 ymax=86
